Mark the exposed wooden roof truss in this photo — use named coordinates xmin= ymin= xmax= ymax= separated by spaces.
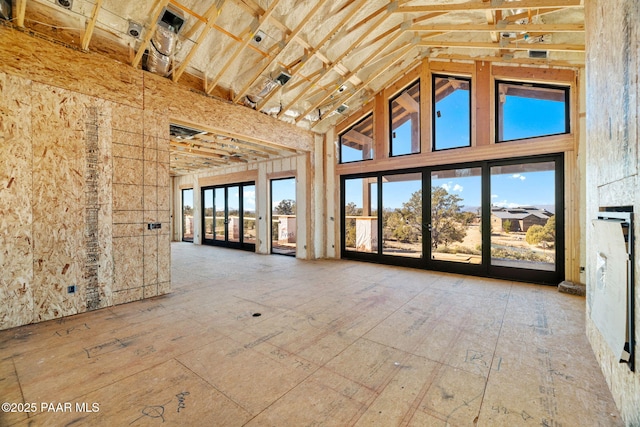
xmin=4 ymin=0 xmax=584 ymax=174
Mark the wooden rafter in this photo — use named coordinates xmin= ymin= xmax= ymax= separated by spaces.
xmin=191 ymin=136 xmax=272 ymax=158
xmin=171 ymin=139 xmax=265 ymax=159
xmin=198 ymin=136 xmax=288 ymax=157
xmin=228 ymin=0 xmax=334 ymax=101
xmin=205 ymin=0 xmax=280 ymax=93
xmin=293 ymin=10 xmax=403 ymax=122
xmin=504 ymin=8 xmax=563 ymax=23
xmin=173 ymin=2 xmax=223 ymax=83
xmin=14 ymin=0 xmax=27 ymax=28
xmin=81 ymin=0 xmax=104 ymax=51
xmin=282 ymin=3 xmax=393 ymax=121
xmin=256 ymin=0 xmax=369 ymax=110
xmin=311 ymin=45 xmax=416 ymax=129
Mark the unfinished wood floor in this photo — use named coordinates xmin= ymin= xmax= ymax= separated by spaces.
xmin=0 ymin=243 xmax=623 ymax=426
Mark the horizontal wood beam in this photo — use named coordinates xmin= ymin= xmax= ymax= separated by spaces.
xmin=396 ymin=0 xmax=581 ymax=13
xmin=417 ymin=40 xmax=584 ymax=52
xmin=411 ymin=23 xmax=584 ymax=32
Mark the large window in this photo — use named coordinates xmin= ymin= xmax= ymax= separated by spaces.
xmin=339 ymin=113 xmax=374 ymax=163
xmin=382 ymin=173 xmax=422 ymax=258
xmin=271 ymin=177 xmax=297 ymax=256
xmin=496 ymin=81 xmax=569 ymax=142
xmin=341 ymin=155 xmax=563 ymax=284
xmin=201 ymin=182 xmax=255 ymax=251
xmin=490 ymin=160 xmax=558 ymax=272
xmin=430 ymin=167 xmax=482 ymax=264
xmin=390 ymin=80 xmax=420 ymax=156
xmin=344 ymin=177 xmax=378 ymax=253
xmin=182 ymin=188 xmax=193 ymax=242
xmin=243 ymin=184 xmax=256 ymax=245
xmin=433 ymin=75 xmax=471 ymax=151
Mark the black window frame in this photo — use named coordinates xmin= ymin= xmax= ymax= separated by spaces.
xmin=389 ymin=79 xmax=421 ymax=158
xmin=338 ymin=112 xmax=374 ymax=164
xmin=340 ymin=153 xmax=565 ymax=285
xmin=181 ymin=188 xmax=194 ymax=243
xmin=201 ymin=181 xmax=256 ymax=252
xmin=495 ymin=80 xmax=571 ymax=143
xmin=432 ymin=74 xmax=472 ymax=152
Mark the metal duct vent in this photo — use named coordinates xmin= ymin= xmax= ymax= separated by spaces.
xmin=0 ymin=0 xmax=11 ymax=20
xmin=244 ymin=76 xmax=279 ymax=108
xmin=145 ymin=21 xmax=178 ymax=77
xmin=529 ymin=50 xmax=548 ymax=59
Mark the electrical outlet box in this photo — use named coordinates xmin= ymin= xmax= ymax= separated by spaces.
xmin=67 ymin=285 xmax=76 ymax=294
xmin=147 ymin=223 xmax=162 ymax=230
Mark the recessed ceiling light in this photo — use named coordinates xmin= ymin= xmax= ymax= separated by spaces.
xmin=128 ymin=21 xmax=142 ymax=39
xmin=56 ymin=0 xmax=73 ymax=9
xmin=253 ymin=30 xmax=266 ymax=44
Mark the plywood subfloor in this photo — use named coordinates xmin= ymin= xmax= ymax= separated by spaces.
xmin=0 ymin=243 xmax=622 ymax=426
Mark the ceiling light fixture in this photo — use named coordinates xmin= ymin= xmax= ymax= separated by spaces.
xmin=128 ymin=21 xmax=142 ymax=38
xmin=253 ymin=30 xmax=266 ymax=44
xmin=56 ymin=0 xmax=73 ymax=9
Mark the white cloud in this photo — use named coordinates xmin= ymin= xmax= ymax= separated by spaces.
xmin=491 ymin=194 xmax=498 ymax=199
xmin=493 ymin=200 xmax=521 ymax=208
xmin=441 ymin=182 xmax=463 ymax=192
xmin=511 ymin=173 xmax=526 ymax=181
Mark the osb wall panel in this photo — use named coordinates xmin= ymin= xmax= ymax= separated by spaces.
xmin=29 ymin=83 xmax=115 ymax=322
xmin=0 ymin=73 xmax=34 ymax=330
xmin=0 ymin=29 xmax=174 ymax=329
xmin=110 ymin=105 xmax=173 ymax=304
xmin=0 ymin=26 xmax=143 ymax=109
xmin=585 ymin=1 xmax=640 ymax=425
xmin=143 ymin=72 xmax=314 ymax=152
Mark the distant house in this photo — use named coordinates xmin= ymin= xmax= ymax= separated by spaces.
xmin=491 ymin=206 xmax=553 ymax=233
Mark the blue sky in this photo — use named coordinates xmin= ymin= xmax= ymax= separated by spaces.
xmin=502 ymin=94 xmax=566 ymax=141
xmin=182 ymin=189 xmax=193 ymax=209
xmin=271 ymin=178 xmax=296 ymax=211
xmin=346 ymin=168 xmax=555 ymax=212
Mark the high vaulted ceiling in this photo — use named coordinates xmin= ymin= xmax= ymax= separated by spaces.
xmin=2 ymin=0 xmax=584 ymax=173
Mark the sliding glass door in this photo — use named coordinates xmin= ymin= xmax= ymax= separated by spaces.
xmin=201 ymin=182 xmax=255 ymax=251
xmin=341 ymin=155 xmax=564 ymax=284
xmin=182 ymin=188 xmax=194 ymax=242
xmin=271 ymin=177 xmax=297 ymax=256
xmin=429 ymin=167 xmax=482 ymax=266
xmin=488 ymin=159 xmax=561 ymax=281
